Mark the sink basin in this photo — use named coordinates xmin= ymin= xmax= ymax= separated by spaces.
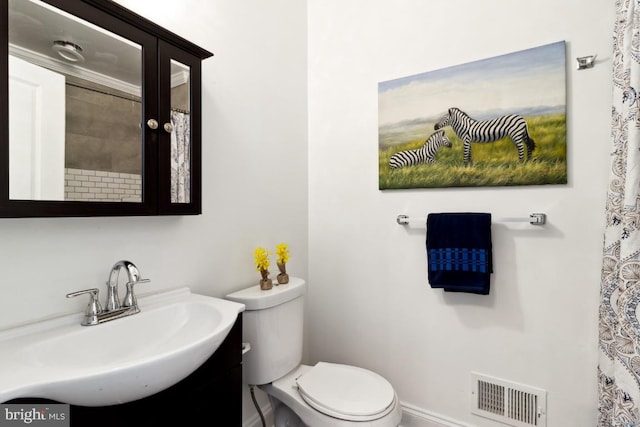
xmin=0 ymin=288 xmax=245 ymax=406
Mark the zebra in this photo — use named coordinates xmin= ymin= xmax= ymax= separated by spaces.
xmin=388 ymin=129 xmax=452 ymax=169
xmin=434 ymin=107 xmax=535 ymax=164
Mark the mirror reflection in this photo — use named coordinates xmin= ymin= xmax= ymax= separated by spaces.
xmin=170 ymin=59 xmax=190 ymax=204
xmin=8 ymin=0 xmax=143 ymax=202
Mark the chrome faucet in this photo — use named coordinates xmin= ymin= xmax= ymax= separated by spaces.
xmin=67 ymin=260 xmax=150 ymax=326
xmin=106 ymin=260 xmax=148 ymax=312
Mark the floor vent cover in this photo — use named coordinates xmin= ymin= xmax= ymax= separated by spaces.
xmin=471 ymin=372 xmax=547 ymax=427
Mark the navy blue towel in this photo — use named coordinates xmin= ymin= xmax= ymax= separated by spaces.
xmin=426 ymin=213 xmax=493 ymax=294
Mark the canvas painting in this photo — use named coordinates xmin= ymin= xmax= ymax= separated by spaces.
xmin=378 ymin=41 xmax=567 ymax=190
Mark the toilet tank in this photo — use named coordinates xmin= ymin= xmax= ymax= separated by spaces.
xmin=225 ymin=277 xmax=307 ymax=385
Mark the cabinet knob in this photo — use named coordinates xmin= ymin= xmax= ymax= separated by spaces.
xmin=163 ymin=122 xmax=174 ymax=133
xmin=146 ymin=119 xmax=159 ymax=130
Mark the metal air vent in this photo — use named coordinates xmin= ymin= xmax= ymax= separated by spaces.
xmin=471 ymin=372 xmax=547 ymax=427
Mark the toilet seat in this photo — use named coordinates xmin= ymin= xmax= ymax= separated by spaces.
xmin=295 ymin=362 xmax=396 ymax=422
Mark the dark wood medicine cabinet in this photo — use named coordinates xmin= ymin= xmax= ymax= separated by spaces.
xmin=0 ymin=0 xmax=213 ymax=217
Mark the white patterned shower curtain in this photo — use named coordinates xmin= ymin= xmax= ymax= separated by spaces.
xmin=599 ymin=1 xmax=640 ymax=425
xmin=170 ymin=110 xmax=190 ymax=203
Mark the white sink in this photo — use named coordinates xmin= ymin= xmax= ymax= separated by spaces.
xmin=0 ymin=288 xmax=245 ymax=406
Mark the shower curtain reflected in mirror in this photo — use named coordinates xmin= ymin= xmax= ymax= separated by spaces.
xmin=598 ymin=1 xmax=640 ymax=424
xmin=170 ymin=110 xmax=190 ymax=204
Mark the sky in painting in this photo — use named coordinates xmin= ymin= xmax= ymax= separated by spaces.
xmin=378 ymin=41 xmax=566 ymax=126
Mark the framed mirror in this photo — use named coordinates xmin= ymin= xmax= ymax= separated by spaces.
xmin=1 ymin=0 xmax=212 ymax=217
xmin=156 ymin=36 xmax=204 ymax=215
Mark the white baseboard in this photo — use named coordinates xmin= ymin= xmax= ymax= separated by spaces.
xmin=400 ymin=402 xmax=475 ymax=427
xmin=242 ymin=400 xmax=471 ymax=427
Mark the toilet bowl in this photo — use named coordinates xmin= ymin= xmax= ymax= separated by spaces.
xmin=262 ymin=364 xmax=402 ymax=426
xmin=225 ymin=278 xmax=402 ymax=427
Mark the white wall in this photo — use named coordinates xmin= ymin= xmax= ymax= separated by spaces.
xmin=307 ymin=1 xmax=612 ymax=426
xmin=1 ymin=0 xmax=616 ymax=425
xmin=1 ymin=0 xmax=307 ymax=423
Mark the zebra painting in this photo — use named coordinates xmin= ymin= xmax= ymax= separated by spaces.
xmin=388 ymin=130 xmax=452 ymax=169
xmin=434 ymin=107 xmax=536 ymax=164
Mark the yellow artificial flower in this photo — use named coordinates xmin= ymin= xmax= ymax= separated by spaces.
xmin=254 ymin=247 xmax=270 ymax=271
xmin=276 ymin=243 xmax=290 ymax=264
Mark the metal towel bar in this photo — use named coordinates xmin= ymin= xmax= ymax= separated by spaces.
xmin=396 ymin=213 xmax=546 ymax=226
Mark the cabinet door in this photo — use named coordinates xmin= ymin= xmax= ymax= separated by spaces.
xmin=2 ymin=0 xmax=159 ymax=216
xmin=157 ymin=41 xmax=202 ymax=215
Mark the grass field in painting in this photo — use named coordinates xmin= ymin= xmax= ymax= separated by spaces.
xmin=378 ymin=114 xmax=566 ymax=189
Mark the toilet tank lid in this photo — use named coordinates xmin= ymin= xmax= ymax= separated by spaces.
xmin=225 ymin=277 xmax=307 ymax=310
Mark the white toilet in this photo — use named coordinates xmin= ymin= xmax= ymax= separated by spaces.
xmin=226 ymin=277 xmax=402 ymax=427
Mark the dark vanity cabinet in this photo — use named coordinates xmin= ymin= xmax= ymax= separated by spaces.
xmin=1 ymin=0 xmax=213 ymax=217
xmin=8 ymin=314 xmax=243 ymax=426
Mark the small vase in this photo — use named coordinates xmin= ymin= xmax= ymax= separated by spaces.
xmin=260 ymin=278 xmax=273 ymax=290
xmin=259 ymin=269 xmax=273 ymax=290
xmin=276 ymin=261 xmax=289 ymax=284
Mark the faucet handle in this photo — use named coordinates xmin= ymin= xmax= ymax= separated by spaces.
xmin=122 ymin=278 xmax=150 ymax=310
xmin=66 ymin=288 xmax=103 ymax=326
